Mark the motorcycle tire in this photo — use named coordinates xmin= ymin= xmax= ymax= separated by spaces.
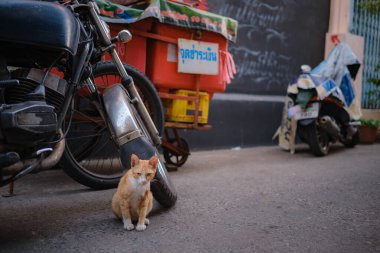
xmin=118 ymin=85 xmax=177 ymax=208
xmin=60 ymin=62 xmax=165 ymax=190
xmin=303 ymin=121 xmax=330 ymax=156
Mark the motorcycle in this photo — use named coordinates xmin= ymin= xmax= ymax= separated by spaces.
xmin=0 ymin=0 xmax=176 ymax=208
xmin=276 ymin=42 xmax=361 ymax=156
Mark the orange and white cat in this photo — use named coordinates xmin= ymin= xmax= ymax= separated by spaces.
xmin=112 ymin=154 xmax=158 ymax=231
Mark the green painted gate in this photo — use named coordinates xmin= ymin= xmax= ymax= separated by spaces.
xmin=350 ymin=0 xmax=380 ymax=109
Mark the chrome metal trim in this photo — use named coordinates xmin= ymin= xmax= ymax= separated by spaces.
xmin=102 ymin=84 xmax=142 ymax=146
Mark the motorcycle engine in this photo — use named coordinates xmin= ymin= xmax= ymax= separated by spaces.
xmin=6 ymin=68 xmax=67 ymax=113
xmin=0 ymin=68 xmax=67 ymax=146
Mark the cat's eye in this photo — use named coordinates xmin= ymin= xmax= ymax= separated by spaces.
xmin=147 ymin=173 xmax=152 ymax=177
xmin=137 ymin=173 xmax=141 ymax=176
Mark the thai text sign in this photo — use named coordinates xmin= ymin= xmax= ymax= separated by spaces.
xmin=178 ymin=39 xmax=219 ymax=75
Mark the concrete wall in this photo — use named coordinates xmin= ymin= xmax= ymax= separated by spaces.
xmin=180 ymin=0 xmax=331 ymax=150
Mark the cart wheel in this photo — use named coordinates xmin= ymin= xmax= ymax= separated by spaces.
xmin=163 ymin=138 xmax=190 ymax=167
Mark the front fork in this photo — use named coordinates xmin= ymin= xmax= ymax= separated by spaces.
xmin=108 ymin=50 xmax=162 ymax=146
xmin=87 ymin=1 xmax=161 ymax=147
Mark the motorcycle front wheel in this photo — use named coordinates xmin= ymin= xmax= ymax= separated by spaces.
xmin=59 ymin=62 xmax=165 ymax=189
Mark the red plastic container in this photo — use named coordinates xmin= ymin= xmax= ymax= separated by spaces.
xmin=105 ymin=20 xmax=153 ymax=74
xmin=107 ymin=21 xmax=229 ymax=95
xmin=146 ymin=23 xmax=228 ymax=94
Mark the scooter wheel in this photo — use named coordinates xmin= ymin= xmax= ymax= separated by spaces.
xmin=304 ymin=122 xmax=330 ymax=156
xmin=163 ymin=138 xmax=189 ymax=167
xmin=342 ymin=130 xmax=360 ymax=147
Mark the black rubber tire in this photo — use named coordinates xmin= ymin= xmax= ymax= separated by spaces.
xmin=59 ymin=62 xmax=165 ymax=189
xmin=303 ymin=121 xmax=330 ymax=156
xmin=151 ymin=160 xmax=177 ymax=208
xmin=118 ymin=136 xmax=177 ymax=208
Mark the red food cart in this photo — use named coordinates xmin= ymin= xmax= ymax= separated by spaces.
xmin=97 ymin=0 xmax=238 ymax=167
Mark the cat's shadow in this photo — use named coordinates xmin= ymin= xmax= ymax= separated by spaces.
xmin=109 ymin=200 xmax=171 ymax=228
xmin=150 ymin=200 xmax=171 ymax=217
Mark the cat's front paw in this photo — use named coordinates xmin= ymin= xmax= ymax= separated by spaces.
xmin=124 ymin=223 xmax=135 ymax=231
xmin=123 ymin=218 xmax=135 ymax=231
xmin=144 ymin=218 xmax=150 ymax=225
xmin=136 ymin=224 xmax=147 ymax=231
xmin=124 ymin=224 xmax=135 ymax=231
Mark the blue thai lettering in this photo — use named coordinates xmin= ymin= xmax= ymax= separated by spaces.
xmin=203 ymin=52 xmax=207 ymax=60
xmin=180 ymin=45 xmax=217 ymax=63
xmin=180 ymin=48 xmax=185 ymax=63
xmin=193 ymin=50 xmax=198 ymax=60
xmin=211 ymin=52 xmax=217 ymax=61
xmin=190 ymin=45 xmax=195 ymax=59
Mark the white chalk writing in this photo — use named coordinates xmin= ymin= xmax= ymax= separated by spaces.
xmin=212 ymin=0 xmax=296 ymax=87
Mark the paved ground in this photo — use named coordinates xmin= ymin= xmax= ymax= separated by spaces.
xmin=1 ymin=143 xmax=380 ymax=253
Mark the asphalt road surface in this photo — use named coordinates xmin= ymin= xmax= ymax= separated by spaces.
xmin=1 ymin=143 xmax=380 ymax=253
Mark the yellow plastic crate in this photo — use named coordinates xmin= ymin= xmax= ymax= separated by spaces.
xmin=163 ymin=89 xmax=210 ymax=124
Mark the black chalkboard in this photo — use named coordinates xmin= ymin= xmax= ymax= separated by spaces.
xmin=207 ymin=0 xmax=330 ymax=96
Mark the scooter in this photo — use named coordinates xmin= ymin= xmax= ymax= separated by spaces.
xmin=276 ymin=42 xmax=361 ymax=156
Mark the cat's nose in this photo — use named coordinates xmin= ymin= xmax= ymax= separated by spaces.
xmin=140 ymin=177 xmax=147 ymax=185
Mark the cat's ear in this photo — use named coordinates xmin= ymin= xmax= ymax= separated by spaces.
xmin=149 ymin=155 xmax=158 ymax=169
xmin=131 ymin=154 xmax=140 ymax=167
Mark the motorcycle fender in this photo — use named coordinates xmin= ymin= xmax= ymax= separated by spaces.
xmin=102 ymin=84 xmax=156 ymax=169
xmin=102 ymin=84 xmax=143 ymax=146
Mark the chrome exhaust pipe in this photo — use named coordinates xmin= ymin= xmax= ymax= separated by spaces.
xmin=2 ymin=129 xmax=66 ymax=176
xmin=319 ymin=116 xmax=340 ymax=137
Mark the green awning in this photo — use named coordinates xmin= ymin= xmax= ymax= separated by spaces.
xmin=96 ymin=0 xmax=238 ymax=42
